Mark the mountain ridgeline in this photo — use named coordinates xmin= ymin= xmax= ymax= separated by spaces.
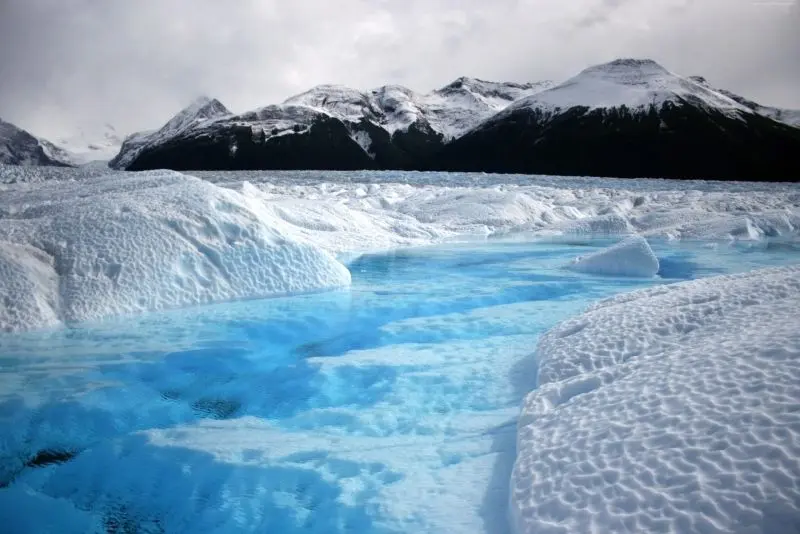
xmin=5 ymin=59 xmax=800 ymax=181
xmin=115 ymin=79 xmax=549 ymax=172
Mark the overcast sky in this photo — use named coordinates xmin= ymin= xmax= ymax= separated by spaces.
xmin=1 ymin=0 xmax=798 ymax=140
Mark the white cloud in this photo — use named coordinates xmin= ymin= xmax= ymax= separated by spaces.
xmin=0 ymin=0 xmax=796 ymax=139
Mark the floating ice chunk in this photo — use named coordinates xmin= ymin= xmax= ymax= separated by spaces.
xmin=0 ymin=171 xmax=350 ymax=332
xmin=567 ymin=235 xmax=659 ymax=277
xmin=512 ymin=265 xmax=800 ymax=534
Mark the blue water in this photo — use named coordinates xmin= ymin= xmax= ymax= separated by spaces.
xmin=0 ymin=239 xmax=798 ymax=533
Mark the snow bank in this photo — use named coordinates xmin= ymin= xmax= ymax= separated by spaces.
xmin=0 ymin=171 xmax=350 ymax=332
xmin=567 ymin=235 xmax=659 ymax=277
xmin=512 ymin=265 xmax=800 ymax=533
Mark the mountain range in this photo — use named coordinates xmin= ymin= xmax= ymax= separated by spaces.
xmin=2 ymin=58 xmax=799 ymax=181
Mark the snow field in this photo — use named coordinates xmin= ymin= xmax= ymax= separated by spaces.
xmin=512 ymin=265 xmax=800 ymax=533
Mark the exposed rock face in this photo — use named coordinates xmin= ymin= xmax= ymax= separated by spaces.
xmin=432 ymin=100 xmax=800 ymax=181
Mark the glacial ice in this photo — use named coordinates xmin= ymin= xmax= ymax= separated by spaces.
xmin=0 ymin=170 xmax=350 ymax=331
xmin=2 ymin=166 xmax=800 ymax=331
xmin=567 ymin=235 xmax=660 ymax=277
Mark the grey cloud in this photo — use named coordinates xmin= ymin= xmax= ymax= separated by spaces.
xmin=574 ymin=0 xmax=632 ymax=29
xmin=0 ymin=0 xmax=797 ymax=140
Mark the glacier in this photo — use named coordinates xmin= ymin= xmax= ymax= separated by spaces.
xmin=1 ymin=165 xmax=799 ymax=533
xmin=1 ymin=166 xmax=799 ymax=332
xmin=567 ymin=235 xmax=660 ymax=277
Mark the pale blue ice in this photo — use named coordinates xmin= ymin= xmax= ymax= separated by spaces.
xmin=1 ymin=238 xmax=798 ymax=533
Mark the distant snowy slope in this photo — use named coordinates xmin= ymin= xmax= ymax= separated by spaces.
xmin=283 ymin=84 xmax=382 ymax=125
xmin=44 ymin=124 xmax=125 ymax=165
xmin=513 ymin=265 xmax=800 ymax=533
xmin=688 ymin=76 xmax=800 ymax=128
xmin=158 ymin=96 xmax=232 ymax=137
xmin=38 ymin=138 xmax=78 ymax=166
xmin=422 ymin=78 xmax=553 ymax=139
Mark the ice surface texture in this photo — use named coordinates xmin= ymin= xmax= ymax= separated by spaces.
xmin=567 ymin=235 xmax=659 ymax=277
xmin=2 ymin=166 xmax=799 ymax=332
xmin=512 ymin=265 xmax=800 ymax=534
xmin=0 ymin=171 xmax=350 ymax=331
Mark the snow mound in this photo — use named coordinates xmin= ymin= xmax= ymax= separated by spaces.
xmin=512 ymin=265 xmax=800 ymax=534
xmin=0 ymin=171 xmax=350 ymax=332
xmin=567 ymin=235 xmax=659 ymax=277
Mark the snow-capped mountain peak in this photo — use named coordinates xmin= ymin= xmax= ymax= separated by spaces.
xmin=159 ymin=96 xmax=231 ymax=137
xmin=501 ymin=58 xmax=750 ymax=118
xmin=580 ymin=58 xmax=670 ymax=80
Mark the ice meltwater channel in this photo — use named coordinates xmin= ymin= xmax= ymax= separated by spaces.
xmin=1 ymin=238 xmax=799 ymax=533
